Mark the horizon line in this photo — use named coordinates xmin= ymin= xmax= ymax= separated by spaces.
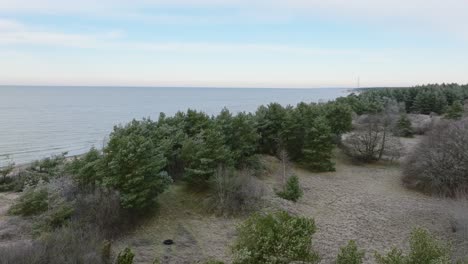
xmin=0 ymin=84 xmax=407 ymax=90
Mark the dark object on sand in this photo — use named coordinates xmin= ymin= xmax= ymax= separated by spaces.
xmin=163 ymin=239 xmax=174 ymax=245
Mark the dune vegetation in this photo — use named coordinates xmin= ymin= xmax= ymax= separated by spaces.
xmin=0 ymin=84 xmax=467 ymax=264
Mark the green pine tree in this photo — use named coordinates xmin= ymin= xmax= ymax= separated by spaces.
xmin=277 ymin=175 xmax=303 ymax=202
xmin=102 ymin=119 xmax=171 ymax=211
xmin=396 ymin=114 xmax=413 ymax=137
xmin=302 ymin=116 xmax=335 ymax=171
xmin=446 ymin=101 xmax=464 ymax=119
xmin=181 ymin=126 xmax=232 ymax=188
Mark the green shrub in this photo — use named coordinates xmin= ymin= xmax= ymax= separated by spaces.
xmin=203 ymin=260 xmax=225 ymax=264
xmin=29 ymin=153 xmax=67 ymax=176
xmin=405 ymin=228 xmax=450 ymax=264
xmin=277 ymin=175 xmax=302 ymax=202
xmin=116 ymin=247 xmax=135 ymax=264
xmin=232 ymin=211 xmax=319 ymax=264
xmin=375 ymin=248 xmax=406 ymax=264
xmin=33 ymin=196 xmax=74 ymax=233
xmin=375 ymin=228 xmax=450 ymax=264
xmin=9 ymin=188 xmax=48 ymax=216
xmin=336 ymin=240 xmax=365 ymax=264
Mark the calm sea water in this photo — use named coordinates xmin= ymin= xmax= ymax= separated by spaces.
xmin=0 ymin=86 xmax=348 ymax=166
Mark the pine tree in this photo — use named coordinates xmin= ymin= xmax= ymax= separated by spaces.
xmin=277 ymin=175 xmax=303 ymax=202
xmin=324 ymin=102 xmax=353 ymax=135
xmin=102 ymin=119 xmax=171 ymax=211
xmin=181 ymin=126 xmax=232 ymax=188
xmin=217 ymin=109 xmax=259 ymax=168
xmin=445 ymin=101 xmax=464 ymax=119
xmin=396 ymin=114 xmax=413 ymax=137
xmin=302 ymin=116 xmax=335 ymax=171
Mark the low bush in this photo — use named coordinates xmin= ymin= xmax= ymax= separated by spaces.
xmin=375 ymin=228 xmax=450 ymax=264
xmin=29 ymin=153 xmax=67 ymax=177
xmin=0 ymin=223 xmax=107 ymax=264
xmin=116 ymin=247 xmax=135 ymax=264
xmin=73 ymin=187 xmax=125 ymax=237
xmin=336 ymin=240 xmax=365 ymax=264
xmin=8 ymin=187 xmax=49 ymax=216
xmin=33 ymin=195 xmax=74 ymax=234
xmin=277 ymin=175 xmax=302 ymax=202
xmin=207 ymin=167 xmax=264 ymax=216
xmin=232 ymin=211 xmax=319 ymax=264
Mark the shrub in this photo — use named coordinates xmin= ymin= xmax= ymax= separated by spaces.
xmin=29 ymin=153 xmax=67 ymax=176
xmin=0 ymin=223 xmax=107 ymax=264
xmin=375 ymin=228 xmax=450 ymax=264
xmin=73 ymin=188 xmax=124 ymax=237
xmin=9 ymin=187 xmax=49 ymax=216
xmin=277 ymin=175 xmax=303 ymax=202
xmin=232 ymin=211 xmax=319 ymax=264
xmin=207 ymin=167 xmax=264 ymax=216
xmin=375 ymin=248 xmax=406 ymax=264
xmin=402 ymin=118 xmax=468 ymax=196
xmin=116 ymin=247 xmax=135 ymax=264
xmin=33 ymin=195 xmax=74 ymax=233
xmin=0 ymin=160 xmax=15 ymax=184
xmin=203 ymin=260 xmax=225 ymax=264
xmin=336 ymin=240 xmax=365 ymax=264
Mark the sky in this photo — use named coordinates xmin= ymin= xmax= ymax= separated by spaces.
xmin=0 ymin=0 xmax=467 ymax=88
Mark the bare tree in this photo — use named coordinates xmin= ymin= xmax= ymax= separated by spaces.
xmin=403 ymin=118 xmax=468 ymax=196
xmin=277 ymin=147 xmax=292 ymax=187
xmin=342 ymin=113 xmax=402 ymax=162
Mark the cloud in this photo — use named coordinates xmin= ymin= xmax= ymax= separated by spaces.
xmin=0 ymin=18 xmax=25 ymax=31
xmin=0 ymin=19 xmax=384 ymax=58
xmin=1 ymin=0 xmax=467 ymax=40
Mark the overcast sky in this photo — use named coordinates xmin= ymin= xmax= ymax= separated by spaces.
xmin=1 ymin=0 xmax=467 ymax=88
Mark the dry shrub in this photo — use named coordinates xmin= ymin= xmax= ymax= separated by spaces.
xmin=73 ymin=187 xmax=126 ymax=238
xmin=206 ymin=167 xmax=264 ymax=216
xmin=0 ymin=223 xmax=107 ymax=264
xmin=402 ymin=118 xmax=468 ymax=196
xmin=407 ymin=114 xmax=438 ymax=135
xmin=444 ymin=193 xmax=468 ymax=240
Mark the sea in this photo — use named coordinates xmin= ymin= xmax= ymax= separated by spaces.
xmin=0 ymin=86 xmax=349 ymax=166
